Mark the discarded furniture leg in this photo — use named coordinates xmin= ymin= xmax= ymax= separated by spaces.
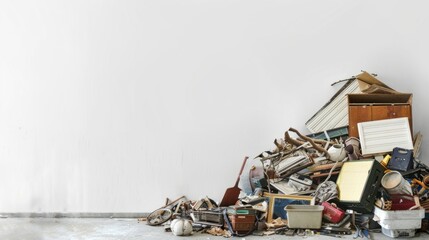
xmin=288 ymin=128 xmax=330 ymax=158
xmin=284 ymin=131 xmax=305 ymax=147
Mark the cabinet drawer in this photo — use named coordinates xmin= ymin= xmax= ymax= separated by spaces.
xmin=348 ymin=105 xmax=412 ymax=137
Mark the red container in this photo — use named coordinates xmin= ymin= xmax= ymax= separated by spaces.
xmin=390 ymin=194 xmax=416 ymax=210
xmin=321 ymin=202 xmax=345 ymax=223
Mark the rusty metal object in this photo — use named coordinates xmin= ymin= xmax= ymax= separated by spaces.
xmin=219 ymin=156 xmax=249 ymax=207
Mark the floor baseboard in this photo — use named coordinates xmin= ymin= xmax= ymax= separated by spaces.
xmin=0 ymin=212 xmax=149 ymax=218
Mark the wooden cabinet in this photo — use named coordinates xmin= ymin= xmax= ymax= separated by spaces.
xmin=348 ymin=94 xmax=413 ymax=138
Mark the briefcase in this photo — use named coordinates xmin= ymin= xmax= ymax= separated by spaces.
xmin=336 ymin=160 xmax=384 ymax=213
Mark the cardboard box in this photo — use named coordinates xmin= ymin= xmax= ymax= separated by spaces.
xmin=355 ymin=71 xmax=397 ymax=94
xmin=348 ymin=93 xmax=413 ymax=137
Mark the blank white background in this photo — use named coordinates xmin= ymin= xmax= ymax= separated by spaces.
xmin=1 ymin=0 xmax=428 ymax=213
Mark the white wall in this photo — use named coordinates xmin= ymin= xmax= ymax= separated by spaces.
xmin=1 ymin=0 xmax=429 ymax=213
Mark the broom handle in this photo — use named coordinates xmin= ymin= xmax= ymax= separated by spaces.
xmin=234 ymin=156 xmax=249 ymax=187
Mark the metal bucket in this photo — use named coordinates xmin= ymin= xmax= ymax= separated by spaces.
xmin=345 ymin=137 xmax=361 ymax=160
xmin=381 ymin=171 xmax=412 ymax=195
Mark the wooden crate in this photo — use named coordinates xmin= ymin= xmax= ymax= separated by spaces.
xmin=348 ymin=94 xmax=412 ymax=138
xmin=228 ymin=214 xmax=256 ymax=233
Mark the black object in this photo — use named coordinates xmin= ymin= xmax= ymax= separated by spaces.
xmin=378 ymin=188 xmax=391 ymax=201
xmin=400 ymin=168 xmax=421 ymax=176
xmin=324 ymin=214 xmax=351 ymax=228
xmin=242 ymin=197 xmax=268 ymax=205
xmin=256 ymin=178 xmax=268 ymax=189
xmin=320 ymin=226 xmax=352 ymax=235
xmin=388 ymin=147 xmax=414 ymax=172
xmin=337 ymin=160 xmax=384 ymax=213
xmin=354 ymin=213 xmax=381 ymax=230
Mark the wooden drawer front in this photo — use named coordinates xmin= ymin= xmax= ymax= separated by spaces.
xmin=348 ymin=106 xmax=371 ymax=137
xmin=371 ymin=105 xmax=411 ymax=120
xmin=348 ymin=105 xmax=412 ymax=138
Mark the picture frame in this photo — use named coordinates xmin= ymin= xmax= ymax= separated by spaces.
xmin=263 ymin=193 xmax=314 ymax=223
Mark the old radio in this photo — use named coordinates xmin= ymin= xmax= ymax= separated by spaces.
xmin=387 ymin=147 xmax=414 ymax=172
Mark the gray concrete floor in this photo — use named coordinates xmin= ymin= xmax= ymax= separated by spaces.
xmin=0 ymin=218 xmax=428 ymax=240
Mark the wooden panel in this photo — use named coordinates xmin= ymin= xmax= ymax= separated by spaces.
xmin=348 ymin=105 xmax=412 ymax=138
xmin=348 ymin=93 xmax=412 ymax=105
xmin=371 ymin=105 xmax=412 ymax=134
xmin=348 ymin=106 xmax=372 ymax=137
xmin=372 ymin=105 xmax=409 ymax=119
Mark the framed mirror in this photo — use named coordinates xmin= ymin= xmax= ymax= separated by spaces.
xmin=264 ymin=193 xmax=314 ymax=223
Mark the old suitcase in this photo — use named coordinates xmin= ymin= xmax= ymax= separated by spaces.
xmin=348 ymin=93 xmax=412 ymax=138
xmin=336 ymin=160 xmax=384 ymax=213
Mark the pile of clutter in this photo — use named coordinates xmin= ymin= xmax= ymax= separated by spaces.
xmin=143 ymin=71 xmax=429 ymax=239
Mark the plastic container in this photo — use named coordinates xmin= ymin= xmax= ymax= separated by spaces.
xmin=285 ymin=205 xmax=324 ymax=229
xmin=327 ymin=144 xmax=347 ymax=162
xmin=373 ymin=206 xmax=425 ymax=230
xmin=381 ymin=227 xmax=416 ymax=238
